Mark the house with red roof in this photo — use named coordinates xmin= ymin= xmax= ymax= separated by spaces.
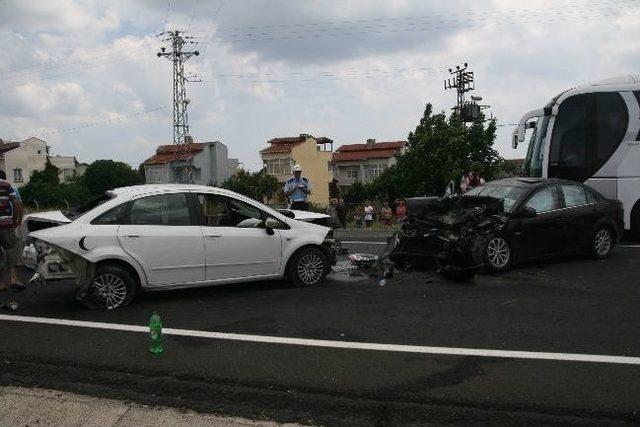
xmin=331 ymin=139 xmax=406 ymax=191
xmin=142 ymin=141 xmax=239 ymax=185
xmin=260 ymin=134 xmax=334 ymax=206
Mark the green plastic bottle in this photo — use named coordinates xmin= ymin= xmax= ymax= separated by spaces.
xmin=149 ymin=312 xmax=164 ymax=354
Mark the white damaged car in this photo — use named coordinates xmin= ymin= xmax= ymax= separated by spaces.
xmin=26 ymin=184 xmax=336 ymax=309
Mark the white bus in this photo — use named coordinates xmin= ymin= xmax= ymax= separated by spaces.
xmin=513 ymin=75 xmax=640 ymax=239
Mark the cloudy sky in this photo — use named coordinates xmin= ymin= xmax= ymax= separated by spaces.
xmin=1 ymin=0 xmax=639 ymax=170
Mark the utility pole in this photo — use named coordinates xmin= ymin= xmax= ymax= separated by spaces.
xmin=444 ymin=63 xmax=474 ymax=118
xmin=156 ymin=30 xmax=200 ymax=182
xmin=444 ymin=63 xmax=489 ymax=124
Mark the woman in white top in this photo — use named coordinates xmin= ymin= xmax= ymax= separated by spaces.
xmin=364 ymin=201 xmax=374 ymax=228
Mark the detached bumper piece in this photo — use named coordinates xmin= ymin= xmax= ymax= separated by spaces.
xmin=382 ymin=196 xmax=506 ymax=280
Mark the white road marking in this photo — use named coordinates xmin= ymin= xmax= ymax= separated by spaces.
xmin=619 ymin=244 xmax=640 ymax=248
xmin=341 ymin=241 xmax=387 ymax=245
xmin=1 ymin=314 xmax=639 ymax=365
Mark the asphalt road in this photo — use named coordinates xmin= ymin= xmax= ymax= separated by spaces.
xmin=1 ymin=240 xmax=640 ymax=425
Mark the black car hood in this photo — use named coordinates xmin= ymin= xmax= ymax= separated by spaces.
xmin=405 ymin=195 xmax=506 ymax=227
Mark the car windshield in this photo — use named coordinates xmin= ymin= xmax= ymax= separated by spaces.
xmin=523 ymin=115 xmax=550 ymax=177
xmin=463 ymin=184 xmax=528 ymax=213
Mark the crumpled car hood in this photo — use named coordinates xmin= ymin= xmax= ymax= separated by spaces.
xmin=384 ymin=195 xmax=507 ymax=277
xmin=405 ymin=196 xmax=506 ymax=227
xmin=23 ymin=210 xmax=72 ymax=234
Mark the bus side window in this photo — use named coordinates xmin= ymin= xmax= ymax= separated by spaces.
xmin=549 ymin=94 xmax=591 ymax=182
xmin=549 ymin=92 xmax=628 ymax=182
xmin=593 ymin=92 xmax=628 ymax=172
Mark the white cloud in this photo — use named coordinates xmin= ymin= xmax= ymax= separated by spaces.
xmin=0 ymin=0 xmax=639 ymax=170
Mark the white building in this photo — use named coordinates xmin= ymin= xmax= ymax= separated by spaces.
xmin=142 ymin=141 xmax=239 ymax=186
xmin=0 ymin=137 xmax=86 ymax=187
xmin=49 ymin=155 xmax=86 ymax=182
xmin=0 ymin=137 xmax=48 ymax=187
xmin=331 ymin=139 xmax=407 ymax=192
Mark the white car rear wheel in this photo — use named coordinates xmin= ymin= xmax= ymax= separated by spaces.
xmin=84 ymin=264 xmax=136 ymax=310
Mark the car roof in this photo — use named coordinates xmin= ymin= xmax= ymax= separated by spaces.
xmin=108 ymin=184 xmax=240 ymax=198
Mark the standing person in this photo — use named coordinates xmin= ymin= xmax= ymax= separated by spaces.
xmin=396 ymin=199 xmax=407 ymax=223
xmin=364 ymin=200 xmax=374 ymax=228
xmin=381 ymin=201 xmax=393 ymax=227
xmin=460 ymin=162 xmax=485 ymax=193
xmin=284 ymin=164 xmax=312 ymax=211
xmin=336 ymin=198 xmax=347 ymax=230
xmin=353 ymin=205 xmax=363 ymax=228
xmin=326 ymin=198 xmax=338 ymax=227
xmin=0 ymin=170 xmax=23 ymax=291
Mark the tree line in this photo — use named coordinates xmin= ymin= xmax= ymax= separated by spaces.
xmin=20 ymin=159 xmax=144 ymax=210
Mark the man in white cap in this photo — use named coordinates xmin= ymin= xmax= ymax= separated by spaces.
xmin=284 ymin=164 xmax=312 ymax=211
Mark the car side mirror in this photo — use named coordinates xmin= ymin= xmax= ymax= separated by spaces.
xmin=519 ymin=206 xmax=537 ymax=218
xmin=264 ymin=217 xmax=281 ymax=235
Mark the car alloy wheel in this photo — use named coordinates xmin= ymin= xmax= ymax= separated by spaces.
xmin=296 ymin=252 xmax=325 ymax=285
xmin=594 ymin=228 xmax=612 ymax=257
xmin=486 ymin=237 xmax=511 ymax=269
xmin=91 ymin=273 xmax=128 ymax=309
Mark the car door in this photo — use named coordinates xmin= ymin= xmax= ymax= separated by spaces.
xmin=559 ymin=184 xmax=594 ymax=252
xmin=513 ymin=185 xmax=565 ymax=261
xmin=195 ymin=193 xmax=282 ymax=281
xmin=117 ymin=192 xmax=205 ymax=287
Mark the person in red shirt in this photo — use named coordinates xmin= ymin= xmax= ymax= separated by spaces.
xmin=0 ymin=169 xmax=24 ymax=291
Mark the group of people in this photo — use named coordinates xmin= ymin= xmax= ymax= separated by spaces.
xmin=284 ymin=162 xmax=486 ymax=229
xmin=326 ymin=199 xmax=407 ymax=229
xmin=353 ymin=199 xmax=406 ymax=228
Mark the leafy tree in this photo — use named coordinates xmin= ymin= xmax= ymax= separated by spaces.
xmin=368 ymin=103 xmax=502 ymax=199
xmin=137 ymin=163 xmax=147 ymax=184
xmin=342 ymin=181 xmax=368 ymax=204
xmin=83 ymin=160 xmax=143 ymax=196
xmin=221 ymin=168 xmax=278 ymax=202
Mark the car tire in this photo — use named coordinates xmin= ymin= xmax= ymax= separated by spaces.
xmin=287 ymin=246 xmax=329 ymax=287
xmin=82 ymin=264 xmax=137 ymax=310
xmin=591 ymin=226 xmax=615 ymax=259
xmin=484 ymin=235 xmax=512 ymax=273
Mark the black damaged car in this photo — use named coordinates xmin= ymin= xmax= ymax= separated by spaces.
xmin=386 ymin=178 xmax=624 ymax=277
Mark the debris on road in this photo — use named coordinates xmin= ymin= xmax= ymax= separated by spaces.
xmin=347 ymin=253 xmax=378 ymax=267
xmin=326 ymin=261 xmax=369 ymax=282
xmin=0 ymin=301 xmax=19 ymax=311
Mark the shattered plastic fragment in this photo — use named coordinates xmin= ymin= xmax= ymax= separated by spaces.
xmin=1 ymin=301 xmax=19 ymax=311
xmin=347 ymin=253 xmax=378 ymax=267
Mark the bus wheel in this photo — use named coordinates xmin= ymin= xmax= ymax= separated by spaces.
xmin=632 ymin=202 xmax=640 ymax=241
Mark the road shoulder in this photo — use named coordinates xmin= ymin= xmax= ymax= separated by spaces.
xmin=0 ymin=385 xmax=298 ymax=426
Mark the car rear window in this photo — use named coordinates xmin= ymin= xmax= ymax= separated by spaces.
xmin=561 ymin=185 xmax=587 ymax=207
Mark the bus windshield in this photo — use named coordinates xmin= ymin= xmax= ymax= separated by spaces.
xmin=523 ymin=115 xmax=550 ymax=177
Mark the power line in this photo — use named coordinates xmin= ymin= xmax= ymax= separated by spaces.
xmin=217 ymin=0 xmax=633 ymax=33
xmin=32 ymin=106 xmax=170 ymax=138
xmin=213 ymin=3 xmax=637 ymax=43
xmin=186 ymin=0 xmax=201 ymax=31
xmin=0 ymin=38 xmax=153 ymax=79
xmin=162 ymin=0 xmax=173 ymax=32
xmin=200 ymin=64 xmax=448 ymax=84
